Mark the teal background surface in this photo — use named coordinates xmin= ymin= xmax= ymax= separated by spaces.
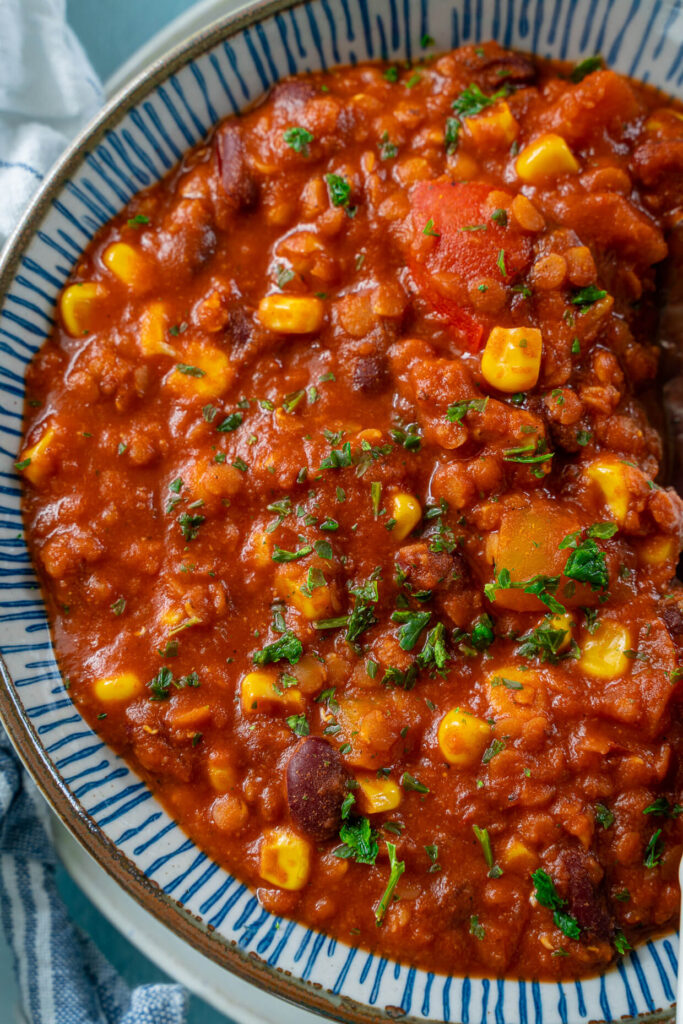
xmin=2 ymin=5 xmax=237 ymax=1021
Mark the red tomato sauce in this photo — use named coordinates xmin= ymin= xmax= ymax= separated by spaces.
xmin=18 ymin=43 xmax=683 ymax=979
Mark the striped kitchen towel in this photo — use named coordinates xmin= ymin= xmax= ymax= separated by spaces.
xmin=0 ymin=2 xmax=188 ymax=1022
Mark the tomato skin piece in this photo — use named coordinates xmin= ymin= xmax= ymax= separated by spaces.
xmin=408 ymin=178 xmax=533 ymax=350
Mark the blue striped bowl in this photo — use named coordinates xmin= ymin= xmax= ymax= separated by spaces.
xmin=0 ymin=1 xmax=679 ymax=1021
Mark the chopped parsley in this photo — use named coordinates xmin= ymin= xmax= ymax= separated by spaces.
xmin=110 ymin=597 xmax=126 ymax=616
xmin=485 ymin=568 xmax=565 ymax=614
xmin=286 ymin=713 xmax=309 ymax=736
xmin=176 ymin=364 xmax=206 ymax=377
xmin=320 ymin=441 xmax=353 ymax=470
xmin=425 ymin=844 xmax=441 ymax=872
xmin=423 ymin=218 xmax=440 ymax=237
xmin=531 ymin=868 xmax=581 ymax=940
xmin=571 ymin=285 xmax=607 ymax=309
xmin=272 ymin=544 xmax=312 ymax=563
xmin=178 ymin=512 xmax=205 ymax=541
xmin=335 ymin=817 xmax=379 ymax=864
xmin=595 ymin=803 xmax=615 ymax=829
xmin=643 ymin=797 xmax=682 ymax=818
xmin=401 ymin=772 xmax=429 ymax=794
xmin=643 ymin=829 xmax=663 ymax=868
xmin=564 ymin=538 xmax=608 ymax=591
xmin=276 ymin=264 xmax=296 ymax=288
xmin=571 ymin=55 xmax=603 ymax=83
xmin=390 ymin=423 xmax=421 ymax=451
xmin=379 ymin=132 xmax=398 ymax=160
xmin=452 ymin=82 xmax=508 ymax=118
xmin=469 ymin=915 xmax=485 ymax=940
xmin=325 ymin=173 xmax=352 ymax=208
xmin=417 ymin=622 xmax=449 ymax=670
xmin=253 ymin=632 xmax=303 ymax=666
xmin=517 ymin=619 xmax=571 ymax=664
xmin=482 ymin=738 xmax=505 ymax=764
xmin=283 ymin=126 xmax=314 ymax=155
xmin=127 ymin=213 xmax=150 ymax=226
xmin=217 ymin=412 xmax=243 ymax=432
xmin=392 ymin=609 xmax=431 ymax=651
xmin=375 ymin=842 xmax=405 ymax=925
xmin=472 ymin=825 xmax=503 ymax=878
xmin=444 ymin=116 xmax=460 ymax=154
xmin=446 ymin=397 xmax=488 ymax=424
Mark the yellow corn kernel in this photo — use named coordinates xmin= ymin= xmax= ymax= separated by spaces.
xmin=579 ymin=621 xmax=630 ymax=680
xmin=257 ymin=294 xmax=324 ymax=334
xmin=546 ymin=612 xmax=574 ymax=653
xmin=501 ymin=839 xmax=538 ymax=873
xmin=93 ymin=672 xmax=143 ymax=703
xmin=102 ymin=242 xmax=151 ymax=291
xmin=584 ymin=459 xmax=628 ymax=525
xmin=515 ymin=133 xmax=579 ymax=184
xmin=59 ymin=282 xmax=107 ymax=337
xmin=140 ymin=302 xmax=175 ymax=357
xmin=481 ymin=326 xmax=543 ymax=393
xmin=389 ymin=492 xmax=422 ymax=541
xmin=275 ymin=569 xmax=334 ymax=622
xmin=639 ymin=535 xmax=677 ymax=567
xmin=437 ymin=708 xmax=491 ymax=766
xmin=240 ymin=671 xmax=305 ymax=715
xmin=356 ymin=773 xmax=402 ymax=814
xmin=464 ymin=101 xmax=518 ymax=148
xmin=17 ymin=426 xmax=56 ymax=486
xmin=165 ymin=343 xmax=234 ymax=399
xmin=260 ymin=826 xmax=312 ymax=890
xmin=207 ymin=760 xmax=239 ymax=792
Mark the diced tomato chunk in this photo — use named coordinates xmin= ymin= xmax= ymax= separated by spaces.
xmin=407 ymin=178 xmax=533 ymax=350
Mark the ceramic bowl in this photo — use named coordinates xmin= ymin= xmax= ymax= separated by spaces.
xmin=0 ymin=1 xmax=680 ymax=1021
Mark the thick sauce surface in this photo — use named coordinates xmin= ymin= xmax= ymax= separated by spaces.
xmin=19 ymin=43 xmax=683 ymax=978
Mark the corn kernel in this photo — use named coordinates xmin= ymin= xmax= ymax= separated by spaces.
xmin=579 ymin=621 xmax=630 ymax=679
xmin=102 ymin=245 xmax=151 ymax=294
xmin=437 ymin=708 xmax=491 ymax=766
xmin=17 ymin=426 xmax=56 ymax=486
xmin=389 ymin=492 xmax=422 ymax=541
xmin=639 ymin=535 xmax=677 ymax=567
xmin=501 ymin=839 xmax=538 ymax=873
xmin=207 ymin=761 xmax=239 ymax=792
xmin=93 ymin=672 xmax=143 ymax=703
xmin=240 ymin=671 xmax=305 ymax=714
xmin=464 ymin=101 xmax=518 ymax=148
xmin=165 ymin=342 xmax=234 ymax=399
xmin=59 ymin=282 xmax=107 ymax=337
xmin=546 ymin=613 xmax=574 ymax=653
xmin=481 ymin=326 xmax=543 ymax=393
xmin=356 ymin=773 xmax=402 ymax=814
xmin=275 ymin=571 xmax=334 ymax=621
xmin=260 ymin=825 xmax=312 ymax=890
xmin=515 ymin=133 xmax=579 ymax=184
xmin=140 ymin=302 xmax=175 ymax=357
xmin=257 ymin=295 xmax=324 ymax=334
xmin=102 ymin=242 xmax=150 ymax=291
xmin=584 ymin=459 xmax=628 ymax=526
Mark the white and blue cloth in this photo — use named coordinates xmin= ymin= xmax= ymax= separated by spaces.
xmin=0 ymin=1 xmax=188 ymax=1021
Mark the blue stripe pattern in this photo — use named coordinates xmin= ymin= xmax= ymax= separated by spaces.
xmin=0 ymin=1 xmax=680 ymax=1021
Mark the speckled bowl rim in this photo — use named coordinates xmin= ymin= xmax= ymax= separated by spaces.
xmin=0 ymin=1 xmax=677 ymax=1022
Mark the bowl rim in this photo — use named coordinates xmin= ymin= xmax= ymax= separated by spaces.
xmin=0 ymin=1 xmax=677 ymax=1021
